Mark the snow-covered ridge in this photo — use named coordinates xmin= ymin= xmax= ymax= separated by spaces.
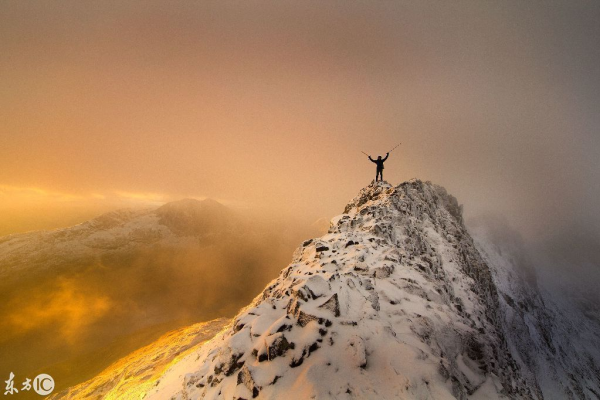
xmin=145 ymin=180 xmax=560 ymax=399
xmin=0 ymin=198 xmax=239 ymax=278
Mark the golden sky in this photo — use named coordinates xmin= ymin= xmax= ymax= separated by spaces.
xmin=1 ymin=0 xmax=599 ymax=238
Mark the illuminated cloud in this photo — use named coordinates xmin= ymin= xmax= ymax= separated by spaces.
xmin=5 ymin=278 xmax=113 ymax=343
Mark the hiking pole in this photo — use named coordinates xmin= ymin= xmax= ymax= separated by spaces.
xmin=361 ymin=151 xmax=370 ymax=157
xmin=387 ymin=143 xmax=401 ymax=153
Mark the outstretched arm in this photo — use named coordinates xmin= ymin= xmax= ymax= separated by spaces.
xmin=368 ymin=156 xmax=376 ymax=163
xmin=382 ymin=152 xmax=389 ymax=162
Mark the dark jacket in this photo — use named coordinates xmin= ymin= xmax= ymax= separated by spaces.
xmin=369 ymin=153 xmax=389 ymax=170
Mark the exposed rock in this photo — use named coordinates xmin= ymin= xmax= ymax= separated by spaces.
xmin=237 ymin=365 xmax=259 ymax=398
xmin=318 ymin=293 xmax=340 ymax=317
xmin=373 ymin=264 xmax=394 ymax=278
xmin=266 ymin=334 xmax=292 ymax=360
xmin=297 ymin=311 xmax=320 ymax=327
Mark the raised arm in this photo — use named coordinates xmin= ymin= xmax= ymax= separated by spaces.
xmin=382 ymin=152 xmax=389 ymax=162
xmin=368 ymin=156 xmax=376 ymax=163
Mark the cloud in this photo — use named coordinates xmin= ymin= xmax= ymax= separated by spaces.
xmin=3 ymin=277 xmax=113 ymax=343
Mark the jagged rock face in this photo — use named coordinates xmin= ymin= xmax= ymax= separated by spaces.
xmin=147 ymin=180 xmax=540 ymax=399
xmin=473 ymin=224 xmax=600 ymax=400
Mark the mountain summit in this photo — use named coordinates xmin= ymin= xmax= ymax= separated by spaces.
xmin=123 ymin=181 xmax=600 ymax=399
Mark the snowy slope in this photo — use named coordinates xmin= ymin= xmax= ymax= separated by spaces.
xmin=48 ymin=318 xmax=230 ymax=400
xmin=141 ymin=180 xmax=563 ymax=400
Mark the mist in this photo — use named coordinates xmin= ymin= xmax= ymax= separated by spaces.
xmin=468 ymin=213 xmax=600 ymax=322
xmin=1 ymin=0 xmax=600 ymax=392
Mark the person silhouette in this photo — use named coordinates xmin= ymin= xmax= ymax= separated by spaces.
xmin=369 ymin=152 xmax=389 ymax=182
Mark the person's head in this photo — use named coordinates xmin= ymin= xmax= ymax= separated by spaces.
xmin=377 ymin=156 xmax=382 ymax=160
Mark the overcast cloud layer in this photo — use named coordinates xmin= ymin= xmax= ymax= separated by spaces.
xmin=1 ymin=1 xmax=599 ymax=287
